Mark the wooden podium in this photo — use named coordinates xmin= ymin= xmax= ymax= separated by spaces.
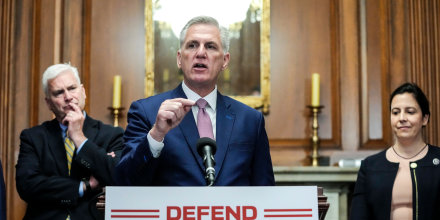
xmin=97 ymin=186 xmax=329 ymax=219
xmin=317 ymin=187 xmax=330 ymax=220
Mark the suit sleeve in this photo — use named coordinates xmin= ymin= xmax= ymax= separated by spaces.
xmin=16 ymin=129 xmax=81 ymax=206
xmin=115 ymin=100 xmax=159 ymax=185
xmin=350 ymin=159 xmax=370 ymax=220
xmin=74 ymin=124 xmax=124 ymax=185
xmin=250 ymin=113 xmax=275 ymax=186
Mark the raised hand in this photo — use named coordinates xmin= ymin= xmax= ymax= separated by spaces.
xmin=150 ymin=98 xmax=195 ymax=141
xmin=62 ymin=103 xmax=86 ymax=147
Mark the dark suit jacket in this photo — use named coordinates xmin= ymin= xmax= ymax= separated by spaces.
xmin=16 ymin=115 xmax=124 ymax=220
xmin=115 ymin=84 xmax=275 ymax=186
xmin=350 ymin=145 xmax=440 ymax=220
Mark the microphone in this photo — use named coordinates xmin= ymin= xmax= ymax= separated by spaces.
xmin=197 ymin=137 xmax=217 ymax=186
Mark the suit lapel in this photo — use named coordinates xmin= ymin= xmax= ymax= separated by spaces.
xmin=45 ymin=119 xmax=69 ymax=176
xmin=214 ymin=94 xmax=235 ymax=176
xmin=175 ymin=85 xmax=235 ymax=179
xmin=179 ymin=112 xmax=205 ymax=171
xmin=174 ymin=85 xmax=206 ymax=172
xmin=82 ymin=116 xmax=98 ymax=141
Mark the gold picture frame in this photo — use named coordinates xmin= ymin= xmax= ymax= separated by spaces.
xmin=145 ymin=0 xmax=270 ymax=114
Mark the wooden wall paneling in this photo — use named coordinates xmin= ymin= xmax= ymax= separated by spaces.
xmin=359 ymin=0 xmax=392 ymax=149
xmin=9 ymin=0 xmax=63 ymax=218
xmin=408 ymin=0 xmax=440 ymax=146
xmin=37 ymin=0 xmax=61 ymax=124
xmin=9 ymin=0 xmax=37 ymax=218
xmin=0 ymin=0 xmax=24 ymax=219
xmin=433 ymin=0 xmax=440 ymax=146
xmin=82 ymin=0 xmax=92 ymax=113
xmin=379 ymin=0 xmax=392 ymax=147
xmin=268 ymin=0 xmax=342 ymax=165
xmin=388 ymin=0 xmax=409 ymax=89
xmin=339 ymin=0 xmax=360 ymax=151
xmin=89 ymin=0 xmax=145 ymax=128
xmin=30 ymin=0 xmax=42 ymax=126
xmin=9 ymin=0 xmax=35 ymax=218
xmin=62 ymin=0 xmax=83 ymax=65
xmin=328 ymin=0 xmax=342 ymax=149
xmin=61 ymin=0 xmax=91 ymax=112
xmin=268 ymin=0 xmax=340 ymax=145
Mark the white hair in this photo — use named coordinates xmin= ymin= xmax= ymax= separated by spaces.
xmin=42 ymin=63 xmax=80 ymax=96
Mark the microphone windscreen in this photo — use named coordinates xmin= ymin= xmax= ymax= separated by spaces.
xmin=196 ymin=137 xmax=217 ymax=156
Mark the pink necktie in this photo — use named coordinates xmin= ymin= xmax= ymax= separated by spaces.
xmin=196 ymin=99 xmax=214 ymax=139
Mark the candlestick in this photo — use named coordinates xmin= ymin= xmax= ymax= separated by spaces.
xmin=112 ymin=75 xmax=122 ymax=108
xmin=307 ymin=105 xmax=324 ymax=166
xmin=311 ymin=73 xmax=320 ymax=106
xmin=108 ymin=107 xmax=124 ymax=127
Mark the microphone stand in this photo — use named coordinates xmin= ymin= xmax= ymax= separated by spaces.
xmin=197 ymin=137 xmax=217 ymax=186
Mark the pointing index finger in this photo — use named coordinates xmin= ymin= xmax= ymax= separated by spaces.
xmin=174 ymin=98 xmax=195 ymax=113
xmin=175 ymin=98 xmax=196 ymax=107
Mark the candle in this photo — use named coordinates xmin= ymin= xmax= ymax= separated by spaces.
xmin=311 ymin=73 xmax=320 ymax=106
xmin=112 ymin=75 xmax=121 ymax=108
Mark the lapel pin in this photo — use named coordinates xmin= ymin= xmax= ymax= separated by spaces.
xmin=433 ymin=158 xmax=440 ymax=165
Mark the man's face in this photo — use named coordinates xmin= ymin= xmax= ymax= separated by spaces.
xmin=177 ymin=24 xmax=230 ymax=92
xmin=45 ymin=70 xmax=86 ymax=122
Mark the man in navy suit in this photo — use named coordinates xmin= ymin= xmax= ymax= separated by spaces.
xmin=115 ymin=16 xmax=274 ymax=186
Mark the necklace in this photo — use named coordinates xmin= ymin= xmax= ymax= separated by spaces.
xmin=392 ymin=144 xmax=428 ymax=160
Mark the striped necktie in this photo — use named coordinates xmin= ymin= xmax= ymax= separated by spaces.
xmin=64 ymin=135 xmax=75 ymax=220
xmin=64 ymin=134 xmax=75 ymax=175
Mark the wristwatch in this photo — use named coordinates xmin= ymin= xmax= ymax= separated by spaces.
xmin=82 ymin=178 xmax=92 ymax=192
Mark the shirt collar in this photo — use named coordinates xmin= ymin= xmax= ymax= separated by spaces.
xmin=182 ymin=81 xmax=217 ymax=111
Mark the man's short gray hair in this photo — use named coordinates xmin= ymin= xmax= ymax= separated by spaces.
xmin=179 ymin=16 xmax=230 ymax=53
xmin=42 ymin=63 xmax=81 ymax=96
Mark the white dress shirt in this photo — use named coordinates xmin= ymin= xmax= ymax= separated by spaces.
xmin=147 ymin=81 xmax=217 ymax=158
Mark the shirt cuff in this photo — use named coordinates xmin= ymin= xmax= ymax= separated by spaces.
xmin=76 ymin=139 xmax=88 ymax=153
xmin=79 ymin=181 xmax=84 ymax=197
xmin=147 ymin=132 xmax=164 ymax=158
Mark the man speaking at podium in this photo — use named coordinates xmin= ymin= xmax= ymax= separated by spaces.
xmin=116 ymin=16 xmax=275 ymax=186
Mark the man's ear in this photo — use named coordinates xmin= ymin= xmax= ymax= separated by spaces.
xmin=44 ymin=97 xmax=52 ymax=111
xmin=81 ymin=84 xmax=86 ymax=99
xmin=221 ymin=52 xmax=230 ymax=70
xmin=177 ymin=50 xmax=182 ymax=68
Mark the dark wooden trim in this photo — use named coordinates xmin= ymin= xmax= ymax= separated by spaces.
xmin=330 ymin=0 xmax=342 ymax=148
xmin=30 ymin=0 xmax=41 ymax=127
xmin=380 ymin=0 xmax=392 ymax=147
xmin=408 ymin=0 xmax=440 ymax=145
xmin=359 ymin=0 xmax=393 ymax=150
xmin=82 ymin=0 xmax=91 ymax=113
xmin=58 ymin=0 xmax=65 ymax=62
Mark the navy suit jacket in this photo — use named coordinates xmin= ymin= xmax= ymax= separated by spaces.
xmin=115 ymin=84 xmax=275 ymax=186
